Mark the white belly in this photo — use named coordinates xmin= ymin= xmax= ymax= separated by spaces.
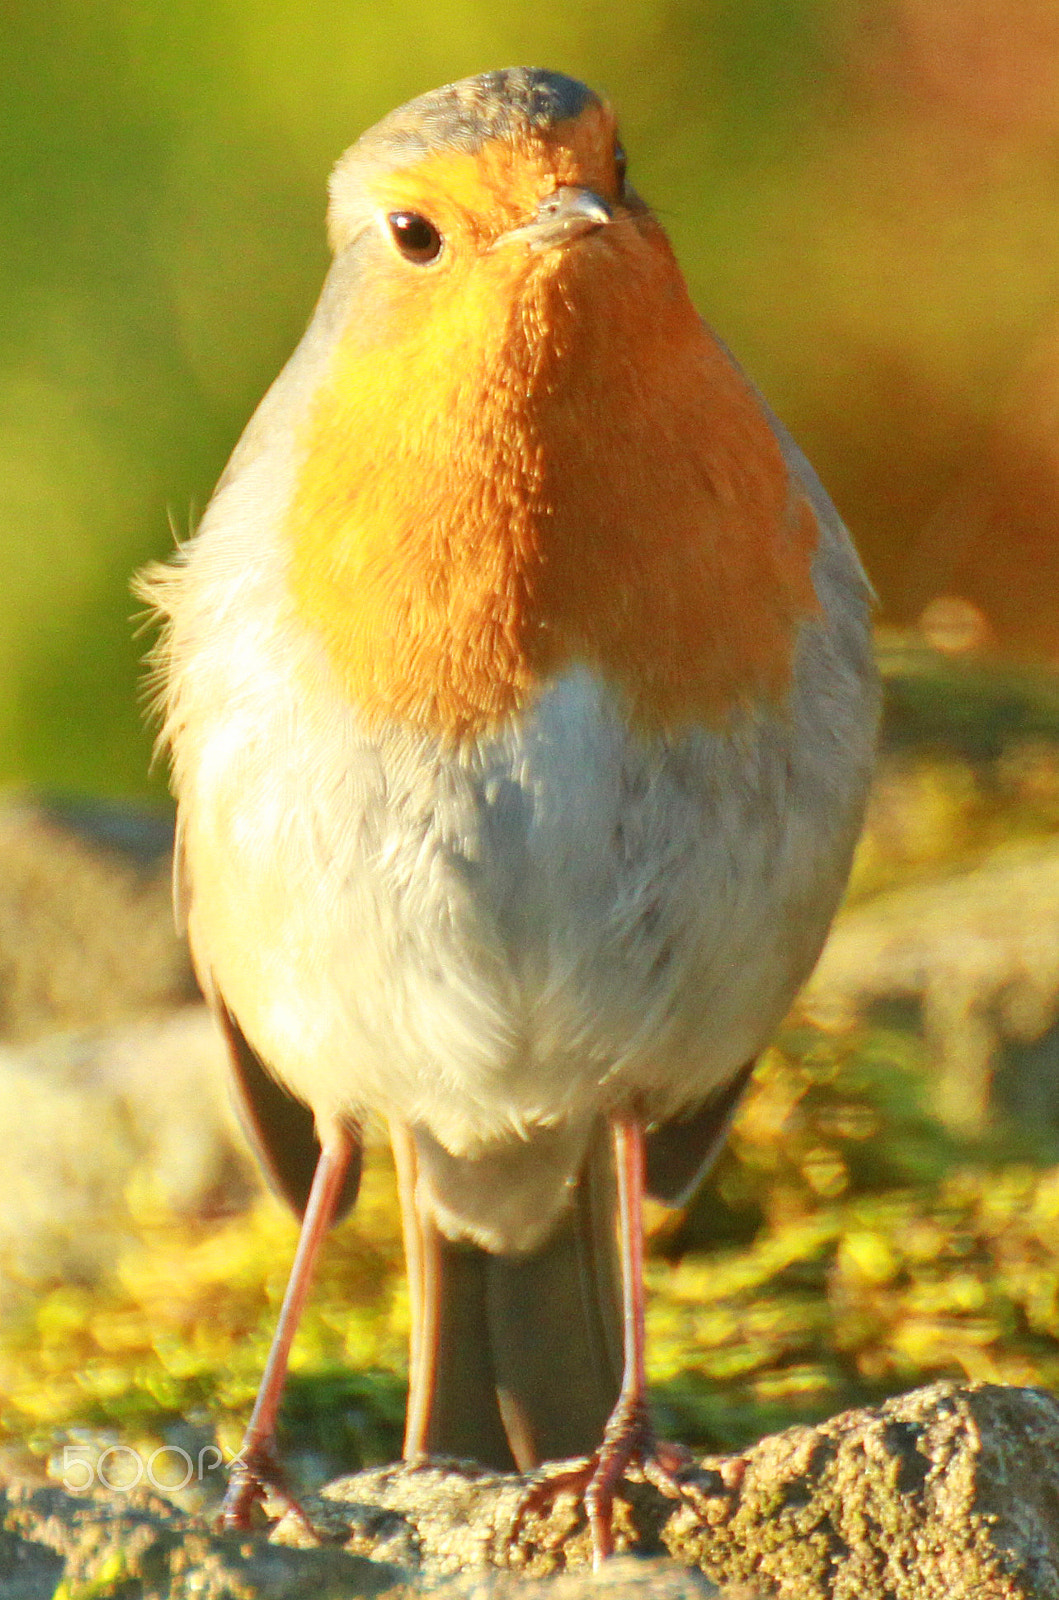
xmin=163 ymin=464 xmax=878 ymax=1249
xmin=182 ymin=664 xmax=869 ymax=1123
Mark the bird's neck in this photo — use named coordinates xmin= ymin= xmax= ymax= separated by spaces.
xmin=285 ymin=235 xmax=821 ymax=742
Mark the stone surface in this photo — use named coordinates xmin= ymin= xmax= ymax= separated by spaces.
xmin=0 ymin=790 xmax=250 ymax=1304
xmin=0 ymin=794 xmax=194 ymax=1044
xmin=3 ymin=1384 xmax=1058 ymax=1597
xmin=0 ymin=1004 xmax=249 ymax=1303
xmin=0 ymin=1478 xmax=401 ymax=1600
xmin=805 ymin=837 xmax=1059 ymax=1133
xmin=306 ymin=1381 xmax=1059 ymax=1595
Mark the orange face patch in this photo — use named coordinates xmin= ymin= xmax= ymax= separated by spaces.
xmin=288 ymin=115 xmax=821 ymax=743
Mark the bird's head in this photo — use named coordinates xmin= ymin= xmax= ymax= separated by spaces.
xmin=279 ymin=70 xmax=820 ymax=743
xmin=321 ymin=68 xmax=659 ymax=370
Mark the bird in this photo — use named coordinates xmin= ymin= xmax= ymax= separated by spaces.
xmin=138 ymin=66 xmax=879 ymax=1563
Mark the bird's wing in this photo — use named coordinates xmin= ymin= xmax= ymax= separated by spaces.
xmin=644 ymin=1058 xmax=756 ymax=1206
xmin=215 ymin=993 xmax=362 ymax=1222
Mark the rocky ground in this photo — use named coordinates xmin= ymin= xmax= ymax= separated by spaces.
xmin=4 ymin=1382 xmax=1059 ymax=1597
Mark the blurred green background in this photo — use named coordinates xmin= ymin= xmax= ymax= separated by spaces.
xmin=5 ymin=0 xmax=1059 ymax=798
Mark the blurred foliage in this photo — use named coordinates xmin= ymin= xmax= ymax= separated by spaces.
xmin=0 ymin=1142 xmax=411 ymax=1491
xmin=4 ymin=0 xmax=1059 ymax=794
xmin=7 ymin=1010 xmax=1059 ymax=1486
xmin=849 ymin=646 xmax=1059 ymax=898
xmin=881 ymin=644 xmax=1059 ymax=764
xmin=650 ymin=1022 xmax=1059 ymax=1450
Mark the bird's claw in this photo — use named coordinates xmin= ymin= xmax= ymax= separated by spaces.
xmin=512 ymin=1403 xmax=709 ymax=1568
xmin=217 ymin=1439 xmax=314 ymax=1538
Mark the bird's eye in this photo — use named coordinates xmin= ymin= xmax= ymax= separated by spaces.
xmin=614 ymin=140 xmax=628 ymax=198
xmin=387 ymin=211 xmax=443 ymax=264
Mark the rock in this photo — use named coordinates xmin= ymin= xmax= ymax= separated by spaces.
xmin=805 ymin=838 xmax=1059 ymax=1134
xmin=0 ymin=794 xmax=195 ymax=1044
xmin=0 ymin=794 xmax=256 ymax=1303
xmin=304 ymin=1381 xmax=1059 ymax=1594
xmin=3 ymin=1383 xmax=1057 ymax=1597
xmin=0 ymin=1005 xmax=250 ymax=1304
xmin=0 ymin=1478 xmax=402 ymax=1600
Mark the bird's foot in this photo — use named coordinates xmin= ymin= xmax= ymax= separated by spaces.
xmin=217 ymin=1438 xmax=314 ymax=1537
xmin=513 ymin=1398 xmax=711 ymax=1567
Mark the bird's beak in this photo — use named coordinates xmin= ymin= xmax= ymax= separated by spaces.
xmin=497 ymin=186 xmax=614 ymax=254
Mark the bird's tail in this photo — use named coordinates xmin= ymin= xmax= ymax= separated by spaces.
xmin=395 ymin=1126 xmax=623 ymax=1471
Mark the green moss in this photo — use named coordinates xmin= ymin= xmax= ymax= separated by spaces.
xmin=6 ymin=1009 xmax=1059 ymax=1481
xmin=648 ymin=1018 xmax=1059 ymax=1451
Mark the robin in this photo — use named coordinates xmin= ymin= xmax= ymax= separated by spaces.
xmin=139 ymin=67 xmax=879 ymax=1561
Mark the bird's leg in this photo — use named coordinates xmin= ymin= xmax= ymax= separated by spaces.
xmin=219 ymin=1125 xmax=355 ymax=1532
xmin=587 ymin=1115 xmax=721 ymax=1557
xmin=513 ymin=1113 xmax=711 ymax=1566
xmin=390 ymin=1121 xmax=435 ymax=1457
xmin=582 ymin=1112 xmax=651 ymax=1559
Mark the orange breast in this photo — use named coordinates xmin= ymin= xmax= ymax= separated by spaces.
xmin=287 ymin=197 xmax=820 ymax=742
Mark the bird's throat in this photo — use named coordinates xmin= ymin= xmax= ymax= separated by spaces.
xmin=286 ymin=231 xmax=821 ymax=741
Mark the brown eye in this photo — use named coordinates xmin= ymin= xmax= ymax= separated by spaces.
xmin=388 ymin=211 xmax=443 ymax=263
xmin=614 ymin=140 xmax=628 ymax=198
